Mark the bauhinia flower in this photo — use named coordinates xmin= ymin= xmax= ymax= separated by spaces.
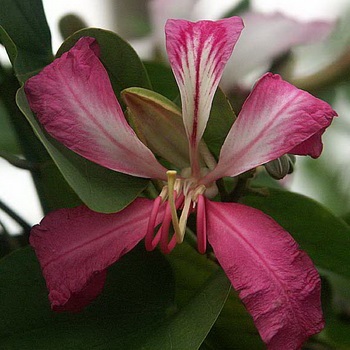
xmin=148 ymin=0 xmax=334 ymax=87
xmin=24 ymin=16 xmax=337 ymax=350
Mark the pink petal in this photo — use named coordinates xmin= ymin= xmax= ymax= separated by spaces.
xmin=30 ymin=198 xmax=154 ymax=311
xmin=204 ymin=73 xmax=337 ymax=183
xmin=288 ymin=129 xmax=326 ymax=157
xmin=165 ymin=17 xmax=243 ymax=175
xmin=222 ymin=11 xmax=334 ymax=87
xmin=206 ymin=200 xmax=324 ymax=350
xmin=25 ymin=37 xmax=167 ymax=180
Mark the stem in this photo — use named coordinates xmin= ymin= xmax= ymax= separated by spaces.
xmin=226 ymin=170 xmax=256 ymax=203
xmin=0 ymin=150 xmax=39 ymax=171
xmin=0 ymin=199 xmax=31 ymax=237
xmin=0 ymin=220 xmax=29 ymax=252
xmin=291 ymin=48 xmax=350 ymax=92
xmin=216 ymin=177 xmax=230 ymax=202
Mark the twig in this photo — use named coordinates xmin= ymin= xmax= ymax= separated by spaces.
xmin=0 ymin=199 xmax=31 ymax=237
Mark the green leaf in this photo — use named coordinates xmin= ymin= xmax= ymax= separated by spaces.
xmin=243 ymin=188 xmax=350 ymax=279
xmin=297 ymin=156 xmax=350 ymax=216
xmin=204 ymin=292 xmax=265 ymax=350
xmin=0 ymin=246 xmax=176 ymax=349
xmin=168 ymin=243 xmax=264 ymax=349
xmin=316 ymin=270 xmax=350 ymax=349
xmin=222 ymin=0 xmax=251 ymax=17
xmin=321 ymin=316 xmax=350 ymax=349
xmin=56 ymin=28 xmax=151 ymax=101
xmin=142 ymin=268 xmax=231 ymax=350
xmin=0 ymin=100 xmax=21 ymax=154
xmin=341 ymin=212 xmax=350 ymax=226
xmin=168 ymin=242 xmax=218 ymax=305
xmin=16 ymin=87 xmax=149 ymax=213
xmin=0 ymin=244 xmax=233 ymax=350
xmin=144 ymin=61 xmax=179 ymax=101
xmin=320 ymin=269 xmax=350 ymax=315
xmin=204 ymin=88 xmax=236 ymax=158
xmin=0 ymin=0 xmax=53 ymax=82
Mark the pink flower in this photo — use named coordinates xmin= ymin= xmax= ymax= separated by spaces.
xmin=25 ymin=17 xmax=336 ymax=350
xmin=148 ymin=0 xmax=334 ymax=87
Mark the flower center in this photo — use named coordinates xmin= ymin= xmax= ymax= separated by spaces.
xmin=145 ymin=169 xmax=216 ymax=254
xmin=167 ymin=170 xmax=205 ymax=244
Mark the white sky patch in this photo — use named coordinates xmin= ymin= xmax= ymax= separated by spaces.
xmin=251 ymin=0 xmax=348 ymax=20
xmin=42 ymin=0 xmax=115 ymax=53
xmin=0 ymin=158 xmax=43 ymax=234
xmin=194 ymin=0 xmax=242 ymax=19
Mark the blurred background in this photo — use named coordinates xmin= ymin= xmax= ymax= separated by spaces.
xmin=1 ymin=0 xmax=349 ymax=234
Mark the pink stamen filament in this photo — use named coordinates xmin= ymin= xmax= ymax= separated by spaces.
xmin=196 ymin=194 xmax=207 ymax=254
xmin=146 ymin=171 xmax=208 ymax=254
xmin=145 ymin=183 xmax=185 ymax=254
xmin=145 ymin=195 xmax=163 ymax=251
xmin=160 ymin=200 xmax=178 ymax=254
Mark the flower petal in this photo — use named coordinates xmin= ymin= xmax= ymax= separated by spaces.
xmin=221 ymin=11 xmax=334 ymax=87
xmin=204 ymin=73 xmax=337 ymax=183
xmin=206 ymin=200 xmax=324 ymax=350
xmin=25 ymin=37 xmax=167 ymax=180
xmin=30 ymin=198 xmax=154 ymax=311
xmin=288 ymin=129 xmax=326 ymax=157
xmin=165 ymin=17 xmax=243 ymax=174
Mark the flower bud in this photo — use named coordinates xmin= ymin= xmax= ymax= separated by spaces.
xmin=265 ymin=154 xmax=296 ymax=180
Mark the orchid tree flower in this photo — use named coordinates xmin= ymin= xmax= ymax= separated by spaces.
xmin=148 ymin=0 xmax=334 ymax=87
xmin=24 ymin=16 xmax=337 ymax=350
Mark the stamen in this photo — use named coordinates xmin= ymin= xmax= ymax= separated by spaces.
xmin=145 ymin=195 xmax=163 ymax=251
xmin=196 ymin=194 xmax=207 ymax=254
xmin=166 ymin=170 xmax=183 ymax=243
xmin=174 ymin=178 xmax=182 ymax=194
xmin=151 ymin=172 xmax=208 ymax=253
xmin=193 ymin=184 xmax=206 ymax=201
xmin=178 ymin=194 xmax=193 ymax=243
xmin=160 ymin=198 xmax=179 ymax=254
xmin=183 ymin=178 xmax=192 ymax=196
xmin=159 ymin=186 xmax=168 ymax=201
